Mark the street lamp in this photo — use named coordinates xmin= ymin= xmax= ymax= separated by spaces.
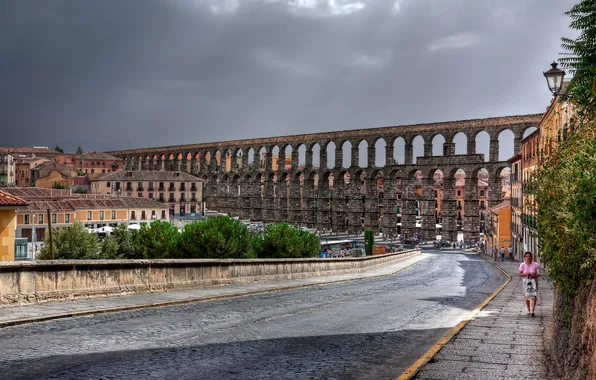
xmin=543 ymin=61 xmax=566 ymax=96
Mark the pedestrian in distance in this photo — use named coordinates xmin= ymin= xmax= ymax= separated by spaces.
xmin=508 ymin=245 xmax=513 ymax=260
xmin=492 ymin=246 xmax=498 ymax=261
xmin=519 ymin=251 xmax=540 ymax=316
xmin=500 ymin=246 xmax=505 ymax=261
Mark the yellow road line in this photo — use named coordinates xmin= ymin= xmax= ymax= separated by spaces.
xmin=1 ymin=252 xmax=428 ymax=328
xmin=396 ymin=253 xmax=512 ymax=380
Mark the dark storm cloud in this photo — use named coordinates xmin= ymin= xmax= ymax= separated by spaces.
xmin=1 ymin=0 xmax=578 ymax=153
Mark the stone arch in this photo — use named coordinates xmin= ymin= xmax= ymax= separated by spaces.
xmin=341 ymin=141 xmax=352 ymax=169
xmin=393 ymin=137 xmax=405 ymax=165
xmin=521 ymin=126 xmax=537 ymax=140
xmin=325 ymin=141 xmax=336 ymax=169
xmin=309 ymin=143 xmax=320 ymax=168
xmin=431 ymin=134 xmax=445 ymax=156
xmin=453 ymin=132 xmax=467 ymax=154
xmin=374 ymin=138 xmax=387 ymax=167
xmin=412 ymin=136 xmax=424 ymax=164
xmin=357 ymin=140 xmax=368 ymax=168
xmin=475 ymin=131 xmax=490 ymax=162
xmin=498 ymin=129 xmax=514 ymax=162
xmin=296 ymin=143 xmax=306 ymax=167
xmin=247 ymin=147 xmax=255 ymax=165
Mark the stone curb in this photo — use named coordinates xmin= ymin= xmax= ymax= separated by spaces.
xmin=0 ymin=251 xmax=424 ymax=328
xmin=396 ymin=252 xmax=512 ymax=380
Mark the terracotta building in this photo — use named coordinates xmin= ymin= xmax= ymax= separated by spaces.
xmin=6 ymin=188 xmax=169 ymax=244
xmin=91 ymin=171 xmax=204 ymax=217
xmin=15 ymin=157 xmax=49 ymax=187
xmin=58 ymin=152 xmax=123 ymax=179
xmin=0 ymin=190 xmax=28 ymax=261
xmin=31 ymin=162 xmax=79 ymax=189
xmin=486 ymin=202 xmax=512 ymax=255
xmin=521 ymin=129 xmax=540 ymax=258
xmin=508 ymin=152 xmax=523 ymax=260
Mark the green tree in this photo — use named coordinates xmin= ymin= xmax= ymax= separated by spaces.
xmin=178 ymin=216 xmax=251 ymax=258
xmin=76 ymin=146 xmax=84 ymax=154
xmin=258 ymin=223 xmax=320 ymax=258
xmin=54 ymin=145 xmax=64 ymax=153
xmin=532 ymin=0 xmax=596 ymax=294
xmin=135 ymin=220 xmax=179 ymax=258
xmin=560 ymin=0 xmax=596 ymax=110
xmin=38 ymin=221 xmax=100 ymax=260
xmin=111 ymin=223 xmax=139 ymax=258
xmin=100 ymin=236 xmax=119 ymax=259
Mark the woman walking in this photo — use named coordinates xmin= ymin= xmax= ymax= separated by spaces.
xmin=519 ymin=252 xmax=540 ymax=316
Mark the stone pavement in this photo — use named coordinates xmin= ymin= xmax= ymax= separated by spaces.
xmin=413 ymin=254 xmax=558 ymax=380
xmin=0 ymin=252 xmax=429 ymax=327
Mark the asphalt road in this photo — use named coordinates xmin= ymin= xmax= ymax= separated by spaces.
xmin=0 ymin=251 xmax=504 ymax=380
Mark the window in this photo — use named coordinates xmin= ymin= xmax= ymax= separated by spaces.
xmin=87 ymin=211 xmax=92 ymax=220
xmin=141 ymin=211 xmax=146 ymax=220
xmin=91 ymin=169 xmax=94 ymax=174
xmin=457 ymin=190 xmax=461 ymax=196
xmin=38 ymin=214 xmax=44 ymax=224
xmin=112 ymin=210 xmax=116 ymax=219
xmin=102 ymin=169 xmax=105 ymax=174
xmin=152 ymin=210 xmax=156 ymax=219
xmin=149 ymin=193 xmax=153 ymax=199
xmin=131 ymin=211 xmax=136 ymax=220
xmin=480 ymin=190 xmax=485 ymax=197
xmin=138 ymin=193 xmax=143 ymax=198
xmin=107 ymin=182 xmax=111 ymax=188
xmin=161 ymin=210 xmax=166 ymax=219
xmin=51 ymin=214 xmax=56 ymax=223
xmin=24 ymin=215 xmax=30 ymax=224
xmin=99 ymin=211 xmax=104 ymax=221
xmin=65 ymin=214 xmax=70 ymax=223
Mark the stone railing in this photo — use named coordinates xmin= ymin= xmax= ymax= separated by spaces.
xmin=0 ymin=250 xmax=420 ymax=307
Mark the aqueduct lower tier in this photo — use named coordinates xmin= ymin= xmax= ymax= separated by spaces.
xmin=108 ymin=114 xmax=541 ymax=241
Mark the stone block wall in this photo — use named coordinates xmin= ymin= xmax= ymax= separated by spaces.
xmin=0 ymin=249 xmax=420 ymax=307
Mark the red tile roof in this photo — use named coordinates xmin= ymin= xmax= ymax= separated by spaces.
xmin=0 ymin=190 xmax=28 ymax=206
xmin=76 ymin=151 xmax=122 ymax=161
xmin=0 ymin=147 xmax=58 ymax=154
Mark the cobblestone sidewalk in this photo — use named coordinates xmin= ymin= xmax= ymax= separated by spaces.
xmin=413 ymin=255 xmax=557 ymax=380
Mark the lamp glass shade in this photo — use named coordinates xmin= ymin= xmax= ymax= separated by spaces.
xmin=543 ymin=62 xmax=565 ymax=95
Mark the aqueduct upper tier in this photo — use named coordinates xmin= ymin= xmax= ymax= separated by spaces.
xmin=107 ymin=113 xmax=541 ymax=241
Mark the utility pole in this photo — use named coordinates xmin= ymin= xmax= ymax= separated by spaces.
xmin=47 ymin=209 xmax=54 ymax=260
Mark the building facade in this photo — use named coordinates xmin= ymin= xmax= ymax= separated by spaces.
xmin=31 ymin=162 xmax=79 ymax=189
xmin=15 ymin=157 xmax=49 ymax=187
xmin=91 ymin=171 xmax=204 ymax=217
xmin=486 ymin=202 xmax=512 ymax=256
xmin=0 ymin=190 xmax=28 ymax=261
xmin=14 ymin=196 xmax=168 ymax=243
xmin=0 ymin=154 xmax=15 ymax=187
xmin=521 ymin=129 xmax=540 ymax=259
xmin=508 ymin=153 xmax=523 ymax=260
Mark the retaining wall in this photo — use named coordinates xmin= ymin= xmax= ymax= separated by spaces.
xmin=0 ymin=250 xmax=419 ymax=307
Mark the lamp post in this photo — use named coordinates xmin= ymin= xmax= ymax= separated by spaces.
xmin=543 ymin=61 xmax=566 ymax=96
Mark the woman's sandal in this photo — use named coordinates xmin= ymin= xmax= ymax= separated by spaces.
xmin=531 ymin=312 xmax=535 ymax=317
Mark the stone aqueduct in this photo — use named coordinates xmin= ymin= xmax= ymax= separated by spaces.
xmin=108 ymin=114 xmax=541 ymax=242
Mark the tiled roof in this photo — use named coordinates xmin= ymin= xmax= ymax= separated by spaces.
xmin=17 ymin=197 xmax=166 ymax=213
xmin=76 ymin=151 xmax=122 ymax=161
xmin=14 ymin=157 xmax=49 ymax=165
xmin=0 ymin=190 xmax=28 ymax=206
xmin=94 ymin=170 xmax=202 ymax=182
xmin=2 ymin=187 xmax=121 ymax=201
xmin=488 ymin=202 xmax=510 ymax=213
xmin=0 ymin=147 xmax=58 ymax=155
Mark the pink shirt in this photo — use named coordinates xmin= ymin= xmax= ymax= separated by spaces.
xmin=519 ymin=262 xmax=540 ymax=277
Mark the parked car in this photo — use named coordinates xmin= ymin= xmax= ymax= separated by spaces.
xmin=403 ymin=238 xmax=419 ymax=245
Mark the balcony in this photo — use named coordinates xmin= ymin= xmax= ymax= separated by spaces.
xmin=158 ymin=186 xmax=165 ymax=192
xmin=179 ymin=197 xmax=187 ymax=203
xmin=159 ymin=195 xmax=165 ymax=202
xmin=191 ymin=197 xmax=197 ymax=202
xmin=126 ymin=187 xmax=133 ymax=192
xmin=180 ymin=184 xmax=186 ymax=191
xmin=168 ymin=185 xmax=175 ymax=191
xmin=137 ymin=186 xmax=145 ymax=191
xmin=190 ymin=185 xmax=197 ymax=192
xmin=168 ymin=197 xmax=175 ymax=202
xmin=148 ymin=186 xmax=155 ymax=191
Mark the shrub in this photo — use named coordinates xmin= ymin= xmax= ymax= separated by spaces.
xmin=135 ymin=220 xmax=179 ymax=259
xmin=99 ymin=236 xmax=119 ymax=259
xmin=38 ymin=221 xmax=100 ymax=260
xmin=111 ymin=223 xmax=139 ymax=259
xmin=258 ymin=223 xmax=320 ymax=258
xmin=178 ymin=216 xmax=251 ymax=258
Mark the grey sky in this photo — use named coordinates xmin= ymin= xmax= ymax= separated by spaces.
xmin=1 ymin=0 xmax=577 ymax=159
